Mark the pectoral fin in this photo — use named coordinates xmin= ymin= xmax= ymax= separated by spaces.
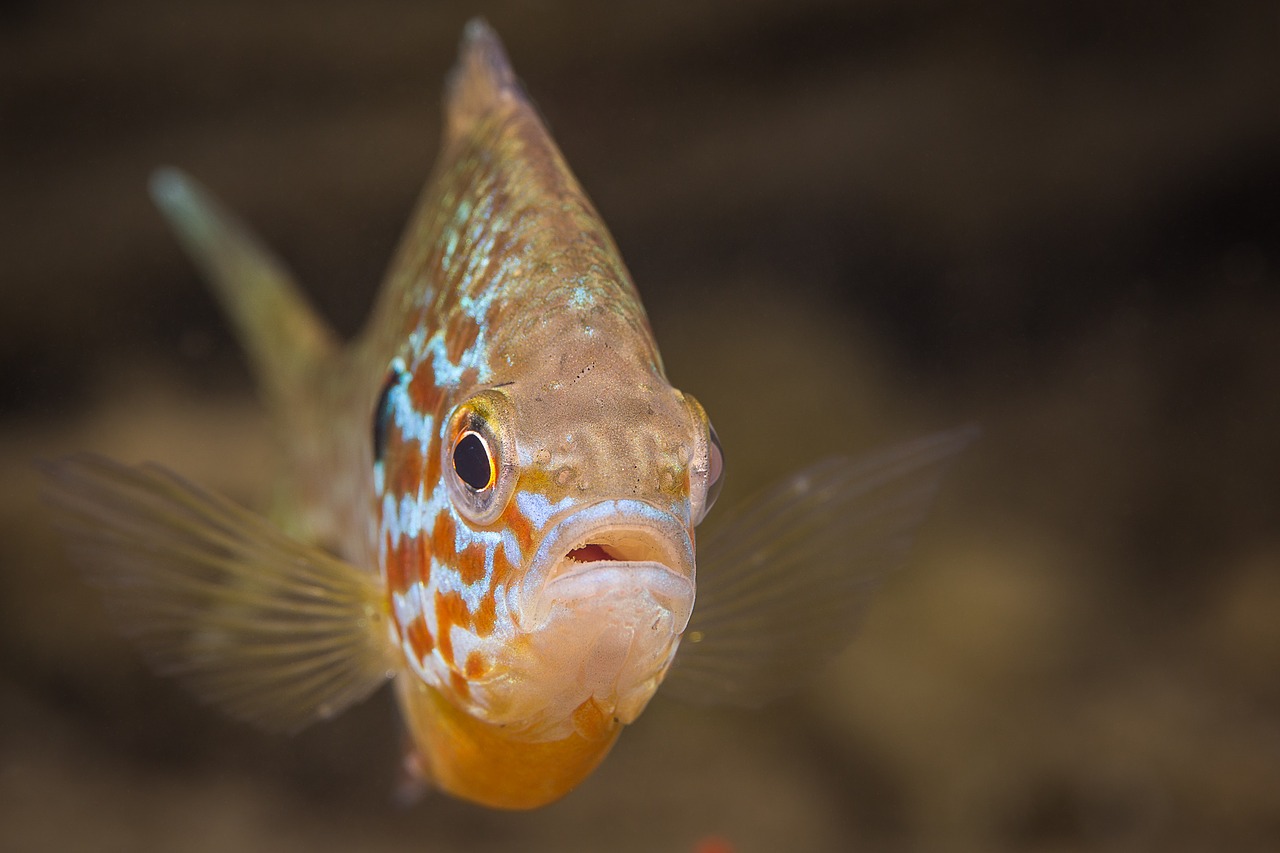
xmin=664 ymin=427 xmax=978 ymax=707
xmin=42 ymin=454 xmax=395 ymax=732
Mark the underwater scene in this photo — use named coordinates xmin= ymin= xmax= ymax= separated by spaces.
xmin=3 ymin=1 xmax=1278 ymax=851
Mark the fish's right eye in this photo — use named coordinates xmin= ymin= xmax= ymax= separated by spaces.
xmin=453 ymin=430 xmax=496 ymax=491
xmin=373 ymin=366 xmax=405 ymax=462
xmin=442 ymin=390 xmax=518 ymax=525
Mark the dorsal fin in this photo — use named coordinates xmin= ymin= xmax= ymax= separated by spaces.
xmin=366 ymin=18 xmax=656 ymax=371
xmin=445 ymin=19 xmax=523 ymax=143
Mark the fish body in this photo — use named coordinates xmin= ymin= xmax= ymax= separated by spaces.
xmin=355 ymin=28 xmax=717 ymax=806
xmin=44 ymin=20 xmax=973 ymax=810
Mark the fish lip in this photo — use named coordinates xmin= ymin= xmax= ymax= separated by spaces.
xmin=513 ymin=499 xmax=695 ymax=632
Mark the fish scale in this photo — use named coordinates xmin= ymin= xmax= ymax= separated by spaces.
xmin=42 ymin=18 xmax=974 ymax=813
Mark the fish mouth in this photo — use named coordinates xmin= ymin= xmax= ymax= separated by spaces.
xmin=514 ymin=500 xmax=695 ymax=634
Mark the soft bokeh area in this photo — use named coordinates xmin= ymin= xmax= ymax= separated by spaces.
xmin=3 ymin=1 xmax=1278 ymax=850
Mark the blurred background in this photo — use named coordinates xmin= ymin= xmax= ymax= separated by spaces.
xmin=3 ymin=1 xmax=1278 ymax=850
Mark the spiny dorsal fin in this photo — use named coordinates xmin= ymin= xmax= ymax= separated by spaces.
xmin=664 ymin=426 xmax=978 ymax=707
xmin=42 ymin=454 xmax=395 ymax=732
xmin=369 ymin=16 xmax=649 ymax=369
xmin=445 ymin=19 xmax=523 ymax=143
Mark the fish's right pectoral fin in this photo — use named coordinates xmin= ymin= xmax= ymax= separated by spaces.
xmin=41 ymin=454 xmax=396 ymax=733
xmin=664 ymin=426 xmax=978 ymax=707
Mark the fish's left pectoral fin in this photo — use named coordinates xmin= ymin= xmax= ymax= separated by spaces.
xmin=41 ymin=454 xmax=396 ymax=733
xmin=663 ymin=426 xmax=978 ymax=707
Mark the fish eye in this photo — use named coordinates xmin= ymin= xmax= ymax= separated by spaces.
xmin=373 ymin=364 xmax=406 ymax=462
xmin=705 ymin=423 xmax=725 ymax=513
xmin=453 ymin=430 xmax=495 ymax=491
xmin=679 ymin=392 xmax=723 ymax=524
xmin=442 ymin=390 xmax=518 ymax=525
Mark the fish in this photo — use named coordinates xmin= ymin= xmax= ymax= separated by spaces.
xmin=42 ymin=19 xmax=975 ymax=810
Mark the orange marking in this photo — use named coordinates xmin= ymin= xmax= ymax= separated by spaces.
xmin=456 ymin=542 xmax=487 ymax=585
xmin=489 ymin=538 xmax=516 ymax=594
xmin=384 ymin=530 xmax=407 ymax=594
xmin=446 ymin=311 xmax=481 ymax=363
xmin=463 ymin=651 xmax=487 ymax=679
xmin=407 ymin=358 xmax=443 ymax=417
xmin=423 ymin=435 xmax=442 ymax=493
xmin=405 ymin=617 xmax=435 ymax=660
xmin=501 ymin=491 xmax=535 ymax=555
xmin=385 ymin=528 xmax=428 ymax=596
xmin=386 ymin=438 xmax=424 ymax=501
xmin=473 ymin=585 xmax=496 ymax=636
xmin=435 ymin=590 xmax=468 ymax=666
xmin=431 ymin=511 xmax=458 ymax=567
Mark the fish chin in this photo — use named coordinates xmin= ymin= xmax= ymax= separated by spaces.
xmin=483 ymin=559 xmax=693 ymax=742
xmin=453 ymin=504 xmax=696 ymax=741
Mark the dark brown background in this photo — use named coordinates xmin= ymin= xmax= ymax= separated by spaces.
xmin=3 ymin=1 xmax=1279 ymax=850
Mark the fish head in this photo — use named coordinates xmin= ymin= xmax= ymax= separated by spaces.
xmin=379 ymin=307 xmax=723 ymax=808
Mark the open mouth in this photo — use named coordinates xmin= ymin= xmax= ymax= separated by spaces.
xmin=563 ymin=533 xmax=670 ymax=566
xmin=565 ymin=543 xmax=616 ymax=563
xmin=553 ymin=527 xmax=686 ymax=588
xmin=515 ymin=499 xmax=696 ymax=632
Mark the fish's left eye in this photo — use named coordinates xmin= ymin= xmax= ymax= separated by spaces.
xmin=704 ymin=423 xmax=725 ymax=514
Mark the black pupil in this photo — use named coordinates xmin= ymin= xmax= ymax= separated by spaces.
xmin=453 ymin=433 xmax=492 ymax=490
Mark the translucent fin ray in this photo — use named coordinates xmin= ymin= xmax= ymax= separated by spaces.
xmin=663 ymin=426 xmax=978 ymax=707
xmin=42 ymin=454 xmax=395 ymax=732
xmin=148 ymin=168 xmax=337 ymax=407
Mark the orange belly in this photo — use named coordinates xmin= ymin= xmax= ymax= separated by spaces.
xmin=397 ymin=677 xmax=621 ymax=809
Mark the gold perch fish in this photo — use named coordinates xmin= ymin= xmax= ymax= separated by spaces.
xmin=44 ymin=20 xmax=973 ymax=809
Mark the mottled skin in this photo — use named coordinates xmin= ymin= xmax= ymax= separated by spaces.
xmin=310 ymin=24 xmax=716 ymax=808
